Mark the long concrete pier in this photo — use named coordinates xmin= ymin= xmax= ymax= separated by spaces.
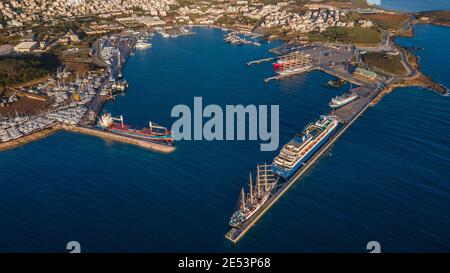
xmin=0 ymin=124 xmax=176 ymax=153
xmin=225 ymin=84 xmax=382 ymax=244
xmin=264 ymin=67 xmax=313 ymax=83
xmin=61 ymin=125 xmax=176 ymax=153
xmin=247 ymin=57 xmax=274 ymax=66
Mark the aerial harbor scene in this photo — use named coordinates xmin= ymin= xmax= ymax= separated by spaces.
xmin=0 ymin=0 xmax=450 ymax=255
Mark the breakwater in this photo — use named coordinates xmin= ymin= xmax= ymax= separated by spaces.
xmin=61 ymin=125 xmax=175 ymax=153
xmin=0 ymin=126 xmax=59 ymax=152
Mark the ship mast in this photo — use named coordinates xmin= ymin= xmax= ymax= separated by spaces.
xmin=264 ymin=163 xmax=268 ymax=191
xmin=240 ymin=188 xmax=245 ymax=210
xmin=257 ymin=165 xmax=261 ymax=198
xmin=249 ymin=173 xmax=253 ymax=204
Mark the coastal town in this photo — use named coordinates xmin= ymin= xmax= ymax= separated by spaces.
xmin=1 ymin=1 xmax=448 ymax=149
xmin=0 ymin=0 xmax=447 ymax=165
xmin=0 ymin=0 xmax=447 ymax=177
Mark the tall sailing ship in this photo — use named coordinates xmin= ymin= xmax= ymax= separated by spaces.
xmin=97 ymin=113 xmax=174 ymax=145
xmin=229 ymin=164 xmax=279 ymax=228
xmin=272 ymin=115 xmax=339 ymax=179
xmin=273 ymin=51 xmax=312 ymax=76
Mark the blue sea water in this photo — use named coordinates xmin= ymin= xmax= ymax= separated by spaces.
xmin=380 ymin=0 xmax=450 ymax=12
xmin=0 ymin=24 xmax=450 ymax=252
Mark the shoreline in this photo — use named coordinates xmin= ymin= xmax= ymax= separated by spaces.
xmin=371 ymin=72 xmax=449 ymax=106
xmin=2 ymin=22 xmax=448 ymax=152
xmin=1 ymin=32 xmax=175 ymax=154
xmin=186 ymin=24 xmax=264 ymax=36
xmin=370 ymin=22 xmax=449 ymax=105
xmin=0 ymin=126 xmax=60 ymax=152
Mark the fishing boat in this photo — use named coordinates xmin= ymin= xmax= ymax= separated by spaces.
xmin=272 ymin=115 xmax=339 ymax=179
xmin=97 ymin=113 xmax=174 ymax=145
xmin=329 ymin=93 xmax=358 ymax=109
xmin=229 ymin=164 xmax=279 ymax=228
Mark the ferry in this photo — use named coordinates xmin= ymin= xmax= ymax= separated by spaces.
xmin=229 ymin=164 xmax=278 ymax=228
xmin=272 ymin=115 xmax=339 ymax=179
xmin=329 ymin=93 xmax=358 ymax=109
xmin=97 ymin=113 xmax=174 ymax=145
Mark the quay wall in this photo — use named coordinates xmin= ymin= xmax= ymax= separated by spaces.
xmin=1 ymin=124 xmax=176 ymax=154
xmin=226 ymin=88 xmax=377 ymax=243
xmin=61 ymin=125 xmax=176 ymax=154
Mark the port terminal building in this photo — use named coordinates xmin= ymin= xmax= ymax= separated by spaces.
xmin=14 ymin=42 xmax=38 ymax=53
xmin=353 ymin=67 xmax=378 ymax=82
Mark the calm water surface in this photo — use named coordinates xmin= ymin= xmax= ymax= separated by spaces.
xmin=380 ymin=0 xmax=450 ymax=12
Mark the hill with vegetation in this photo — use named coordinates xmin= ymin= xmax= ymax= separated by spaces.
xmin=417 ymin=10 xmax=450 ymax=26
xmin=0 ymin=54 xmax=60 ymax=87
xmin=308 ymin=26 xmax=382 ymax=45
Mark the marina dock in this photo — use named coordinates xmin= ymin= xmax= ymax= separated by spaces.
xmin=0 ymin=32 xmax=175 ymax=154
xmin=224 ymin=32 xmax=261 ymax=46
xmin=263 ymin=68 xmax=313 ymax=83
xmin=247 ymin=57 xmax=274 ymax=66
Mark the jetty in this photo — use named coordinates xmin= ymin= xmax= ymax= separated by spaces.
xmin=226 ymin=84 xmax=382 ymax=243
xmin=263 ymin=67 xmax=313 ymax=83
xmin=247 ymin=57 xmax=274 ymax=66
xmin=226 ymin=45 xmax=386 ymax=243
xmin=224 ymin=32 xmax=261 ymax=46
xmin=62 ymin=125 xmax=176 ymax=153
xmin=0 ymin=123 xmax=175 ymax=153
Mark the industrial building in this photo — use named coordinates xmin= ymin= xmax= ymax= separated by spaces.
xmin=13 ymin=41 xmax=38 ymax=53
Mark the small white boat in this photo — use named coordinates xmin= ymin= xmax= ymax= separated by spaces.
xmin=160 ymin=32 xmax=170 ymax=38
xmin=135 ymin=40 xmax=152 ymax=49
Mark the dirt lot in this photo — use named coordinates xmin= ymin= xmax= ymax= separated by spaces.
xmin=0 ymin=93 xmax=50 ymax=116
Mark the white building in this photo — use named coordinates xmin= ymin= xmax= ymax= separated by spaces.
xmin=14 ymin=41 xmax=38 ymax=53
